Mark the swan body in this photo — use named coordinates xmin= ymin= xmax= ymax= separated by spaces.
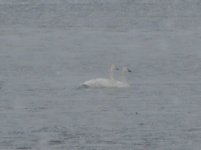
xmin=82 ymin=65 xmax=131 ymax=88
xmin=82 ymin=64 xmax=119 ymax=88
xmin=83 ymin=78 xmax=121 ymax=88
xmin=83 ymin=78 xmax=130 ymax=88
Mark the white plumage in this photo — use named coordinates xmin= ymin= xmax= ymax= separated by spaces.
xmin=82 ymin=65 xmax=131 ymax=88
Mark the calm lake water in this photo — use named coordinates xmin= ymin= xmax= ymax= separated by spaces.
xmin=0 ymin=1 xmax=201 ymax=149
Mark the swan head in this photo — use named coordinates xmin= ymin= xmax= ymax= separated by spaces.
xmin=122 ymin=66 xmax=132 ymax=72
xmin=111 ymin=64 xmax=119 ymax=71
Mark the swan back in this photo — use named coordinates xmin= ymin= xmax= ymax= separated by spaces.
xmin=83 ymin=78 xmax=119 ymax=88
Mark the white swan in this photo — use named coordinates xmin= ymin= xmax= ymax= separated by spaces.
xmin=82 ymin=65 xmax=131 ymax=88
xmin=82 ymin=64 xmax=119 ymax=88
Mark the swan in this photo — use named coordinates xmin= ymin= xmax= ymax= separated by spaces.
xmin=82 ymin=65 xmax=131 ymax=88
xmin=82 ymin=64 xmax=119 ymax=88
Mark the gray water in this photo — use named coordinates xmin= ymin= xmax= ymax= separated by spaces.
xmin=1 ymin=0 xmax=201 ymax=149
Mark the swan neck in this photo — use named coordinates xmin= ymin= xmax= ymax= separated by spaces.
xmin=121 ymin=71 xmax=127 ymax=83
xmin=110 ymin=69 xmax=114 ymax=80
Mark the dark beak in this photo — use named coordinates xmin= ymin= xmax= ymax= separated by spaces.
xmin=128 ymin=69 xmax=132 ymax=72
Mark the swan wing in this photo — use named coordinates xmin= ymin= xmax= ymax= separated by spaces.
xmin=83 ymin=78 xmax=117 ymax=88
